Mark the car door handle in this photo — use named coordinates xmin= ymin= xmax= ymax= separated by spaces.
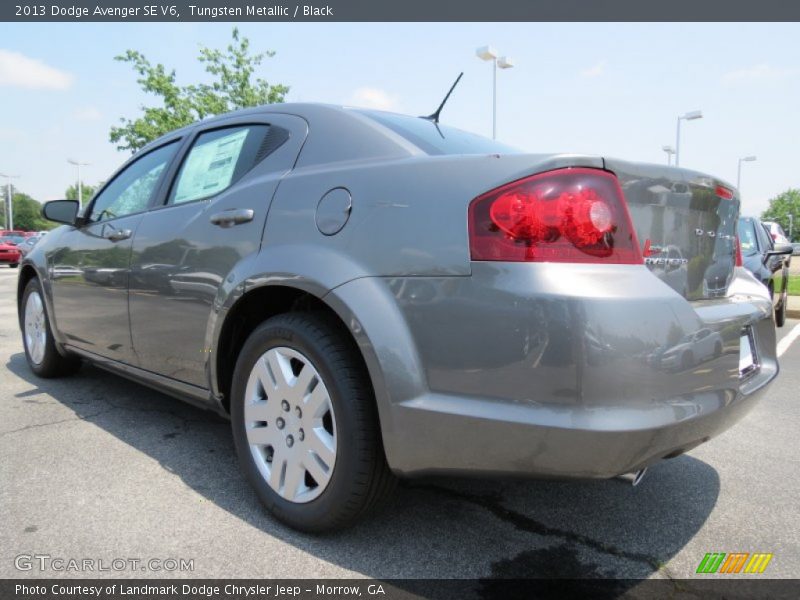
xmin=106 ymin=229 xmax=132 ymax=242
xmin=209 ymin=209 xmax=254 ymax=228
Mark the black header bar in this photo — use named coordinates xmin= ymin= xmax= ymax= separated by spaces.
xmin=3 ymin=0 xmax=800 ymax=22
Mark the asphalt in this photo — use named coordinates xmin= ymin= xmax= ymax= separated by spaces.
xmin=1 ymin=266 xmax=799 ymax=583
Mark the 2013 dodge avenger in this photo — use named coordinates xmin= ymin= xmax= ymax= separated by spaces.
xmin=18 ymin=104 xmax=778 ymax=531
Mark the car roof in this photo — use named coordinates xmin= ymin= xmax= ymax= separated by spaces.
xmin=137 ymin=103 xmax=355 ymax=153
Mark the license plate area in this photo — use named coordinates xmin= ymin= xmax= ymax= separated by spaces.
xmin=739 ymin=327 xmax=759 ymax=379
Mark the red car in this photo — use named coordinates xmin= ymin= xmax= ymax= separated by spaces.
xmin=0 ymin=237 xmax=21 ymax=268
xmin=0 ymin=230 xmax=36 ymax=238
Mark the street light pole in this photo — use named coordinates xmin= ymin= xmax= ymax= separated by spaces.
xmin=0 ymin=173 xmax=19 ymax=230
xmin=789 ymin=214 xmax=794 ymax=242
xmin=476 ymin=46 xmax=514 ymax=140
xmin=675 ymin=110 xmax=703 ymax=167
xmin=492 ymin=57 xmax=496 ymax=140
xmin=67 ymin=159 xmax=91 ymax=212
xmin=736 ymin=155 xmax=757 ymax=190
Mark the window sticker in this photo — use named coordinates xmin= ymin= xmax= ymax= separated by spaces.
xmin=173 ymin=128 xmax=249 ymax=204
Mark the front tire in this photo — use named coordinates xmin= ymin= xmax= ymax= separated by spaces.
xmin=230 ymin=312 xmax=395 ymax=532
xmin=775 ymin=285 xmax=787 ymax=327
xmin=21 ymin=278 xmax=81 ymax=377
xmin=10 ymin=263 xmax=19 ymax=268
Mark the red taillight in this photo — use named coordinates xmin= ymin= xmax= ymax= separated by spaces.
xmin=715 ymin=185 xmax=734 ymax=200
xmin=469 ymin=168 xmax=642 ymax=263
xmin=735 ymin=235 xmax=743 ymax=267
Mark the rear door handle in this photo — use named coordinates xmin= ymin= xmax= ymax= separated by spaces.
xmin=209 ymin=209 xmax=255 ymax=228
xmin=106 ymin=229 xmax=132 ymax=242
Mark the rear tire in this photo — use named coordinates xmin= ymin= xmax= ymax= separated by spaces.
xmin=230 ymin=312 xmax=395 ymax=532
xmin=21 ymin=278 xmax=81 ymax=378
xmin=10 ymin=263 xmax=19 ymax=269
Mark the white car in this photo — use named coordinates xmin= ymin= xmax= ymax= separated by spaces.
xmin=762 ymin=220 xmax=791 ymax=245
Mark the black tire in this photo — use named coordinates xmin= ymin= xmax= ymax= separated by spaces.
xmin=775 ymin=286 xmax=787 ymax=328
xmin=230 ymin=312 xmax=395 ymax=532
xmin=20 ymin=278 xmax=81 ymax=378
xmin=10 ymin=263 xmax=19 ymax=268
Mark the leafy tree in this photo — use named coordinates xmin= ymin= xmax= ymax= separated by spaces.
xmin=761 ymin=188 xmax=800 ymax=242
xmin=110 ymin=28 xmax=289 ymax=152
xmin=1 ymin=186 xmax=53 ymax=231
xmin=65 ymin=182 xmax=98 ymax=204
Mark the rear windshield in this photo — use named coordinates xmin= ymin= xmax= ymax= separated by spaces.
xmin=737 ymin=218 xmax=759 ymax=256
xmin=359 ymin=110 xmax=520 ymax=156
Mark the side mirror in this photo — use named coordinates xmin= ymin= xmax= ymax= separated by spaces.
xmin=42 ymin=200 xmax=79 ymax=226
xmin=766 ymin=242 xmax=793 ymax=257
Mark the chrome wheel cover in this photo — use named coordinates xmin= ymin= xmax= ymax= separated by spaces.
xmin=24 ymin=291 xmax=47 ymax=365
xmin=244 ymin=346 xmax=337 ymax=503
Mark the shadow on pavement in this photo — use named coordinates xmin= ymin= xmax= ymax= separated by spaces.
xmin=7 ymin=352 xmax=720 ymax=586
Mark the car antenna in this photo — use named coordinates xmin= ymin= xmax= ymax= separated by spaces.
xmin=422 ymin=72 xmax=463 ymax=124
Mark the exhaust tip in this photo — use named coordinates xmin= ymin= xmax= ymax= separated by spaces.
xmin=631 ymin=467 xmax=647 ymax=487
xmin=616 ymin=467 xmax=647 ymax=487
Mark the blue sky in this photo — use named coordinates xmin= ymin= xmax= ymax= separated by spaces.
xmin=0 ymin=22 xmax=798 ymax=216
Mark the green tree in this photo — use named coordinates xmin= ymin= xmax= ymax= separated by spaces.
xmin=65 ymin=182 xmax=98 ymax=204
xmin=110 ymin=28 xmax=289 ymax=152
xmin=1 ymin=186 xmax=52 ymax=231
xmin=761 ymin=188 xmax=800 ymax=242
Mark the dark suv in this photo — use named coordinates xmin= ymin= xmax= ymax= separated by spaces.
xmin=738 ymin=216 xmax=793 ymax=326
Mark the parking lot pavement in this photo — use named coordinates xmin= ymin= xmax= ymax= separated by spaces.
xmin=1 ymin=265 xmax=799 ymax=584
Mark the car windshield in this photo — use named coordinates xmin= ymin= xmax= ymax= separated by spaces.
xmin=357 ymin=110 xmax=521 ymax=156
xmin=0 ymin=235 xmax=24 ymax=245
xmin=737 ymin=219 xmax=759 ymax=256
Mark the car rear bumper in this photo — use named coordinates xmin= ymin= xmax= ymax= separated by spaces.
xmin=329 ymin=263 xmax=777 ymax=478
xmin=0 ymin=253 xmax=21 ymax=263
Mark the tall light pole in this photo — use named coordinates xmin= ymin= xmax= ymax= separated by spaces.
xmin=476 ymin=46 xmax=514 ymax=140
xmin=675 ymin=110 xmax=703 ymax=167
xmin=662 ymin=145 xmax=676 ymax=166
xmin=0 ymin=173 xmax=19 ymax=230
xmin=67 ymin=159 xmax=90 ymax=211
xmin=736 ymin=155 xmax=757 ymax=190
xmin=789 ymin=214 xmax=794 ymax=242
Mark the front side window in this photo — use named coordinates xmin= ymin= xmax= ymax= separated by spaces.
xmin=168 ymin=125 xmax=270 ymax=205
xmin=89 ymin=142 xmax=178 ymax=223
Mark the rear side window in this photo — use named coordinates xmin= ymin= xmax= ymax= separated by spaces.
xmin=169 ymin=124 xmax=286 ymax=205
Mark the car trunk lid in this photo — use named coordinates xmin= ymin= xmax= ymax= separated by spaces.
xmin=605 ymin=158 xmax=739 ymax=300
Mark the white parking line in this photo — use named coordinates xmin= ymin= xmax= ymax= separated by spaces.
xmin=777 ymin=323 xmax=800 ymax=358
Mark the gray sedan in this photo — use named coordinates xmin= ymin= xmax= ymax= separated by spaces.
xmin=18 ymin=104 xmax=778 ymax=531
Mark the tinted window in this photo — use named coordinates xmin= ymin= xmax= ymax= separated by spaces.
xmin=359 ymin=110 xmax=520 ymax=156
xmin=169 ymin=125 xmax=271 ymax=205
xmin=90 ymin=142 xmax=178 ymax=223
xmin=737 ymin=219 xmax=759 ymax=256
